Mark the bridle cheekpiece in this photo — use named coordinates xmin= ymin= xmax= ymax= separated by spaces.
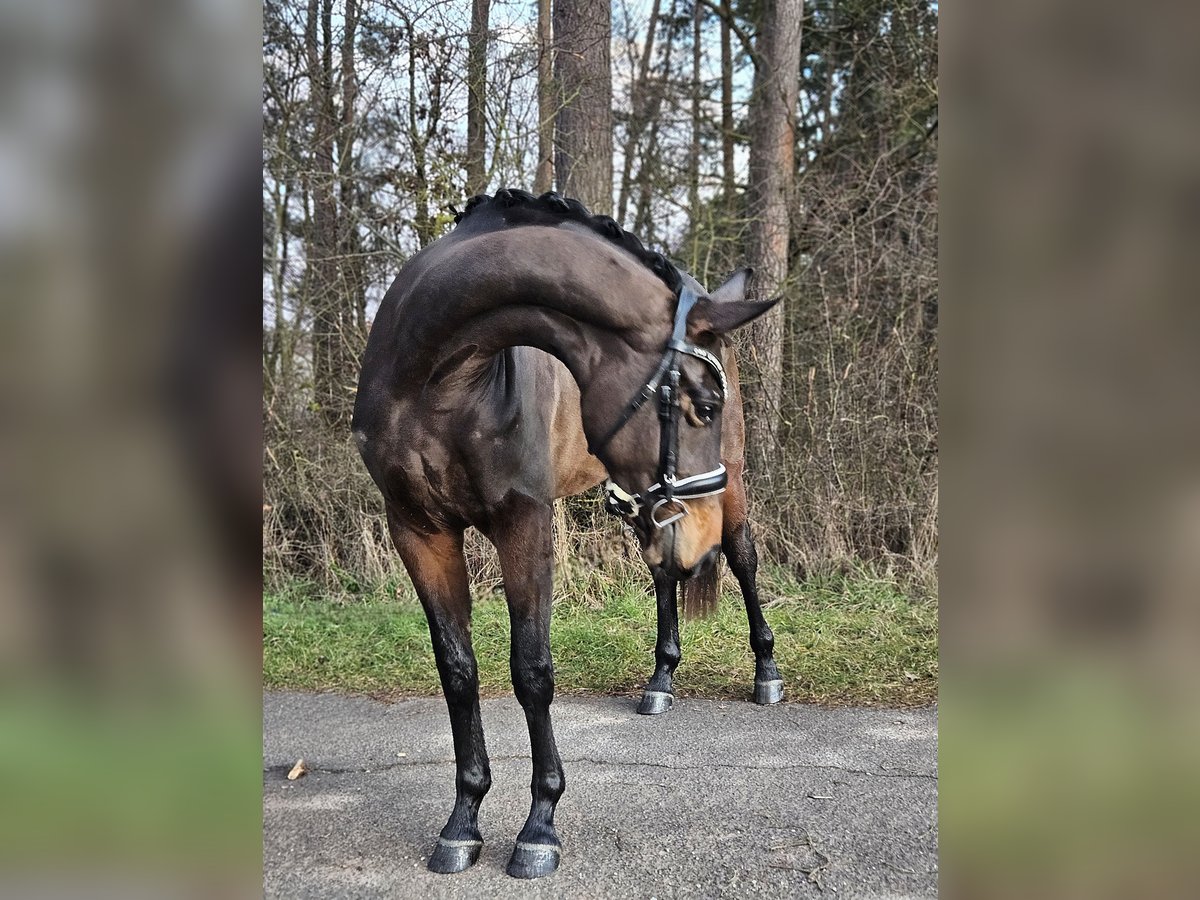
xmin=592 ymin=284 xmax=730 ymax=529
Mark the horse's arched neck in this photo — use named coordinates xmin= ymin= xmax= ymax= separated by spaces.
xmin=433 ymin=306 xmax=620 ymax=388
xmin=398 ymin=226 xmax=674 ymax=398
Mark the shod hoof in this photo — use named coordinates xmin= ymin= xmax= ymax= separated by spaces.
xmin=427 ymin=837 xmax=482 ymax=874
xmin=506 ymin=841 xmax=561 ymax=879
xmin=637 ymin=690 xmax=674 ymax=715
xmin=754 ymin=679 xmax=784 ymax=705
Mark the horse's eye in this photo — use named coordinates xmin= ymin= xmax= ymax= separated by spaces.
xmin=695 ymin=402 xmax=717 ymax=424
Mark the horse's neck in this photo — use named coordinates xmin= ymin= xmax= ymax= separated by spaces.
xmin=396 ymin=226 xmax=672 ymax=390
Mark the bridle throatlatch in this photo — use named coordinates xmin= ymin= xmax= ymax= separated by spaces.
xmin=593 ymin=284 xmax=730 ymax=529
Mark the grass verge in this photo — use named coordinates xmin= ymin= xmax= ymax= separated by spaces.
xmin=264 ymin=565 xmax=937 ymax=707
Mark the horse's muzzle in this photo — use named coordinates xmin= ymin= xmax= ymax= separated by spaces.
xmin=658 ymin=543 xmax=720 ymax=581
xmin=640 ymin=493 xmax=723 ymax=576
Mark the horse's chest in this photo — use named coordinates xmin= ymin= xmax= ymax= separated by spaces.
xmin=386 ymin=425 xmax=523 ymax=523
xmin=390 ymin=437 xmax=470 ymax=511
xmin=362 ymin=386 xmax=551 ymax=524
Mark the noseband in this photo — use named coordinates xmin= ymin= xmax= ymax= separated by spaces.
xmin=592 ymin=285 xmax=730 ymax=529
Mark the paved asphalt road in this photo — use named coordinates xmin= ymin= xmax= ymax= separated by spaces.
xmin=264 ymin=692 xmax=937 ymax=899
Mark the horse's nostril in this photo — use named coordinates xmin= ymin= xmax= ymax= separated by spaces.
xmin=660 ymin=561 xmax=693 ymax=580
xmin=675 ymin=546 xmax=719 ymax=580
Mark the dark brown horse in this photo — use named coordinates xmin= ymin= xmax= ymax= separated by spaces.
xmin=352 ymin=189 xmax=784 ymax=879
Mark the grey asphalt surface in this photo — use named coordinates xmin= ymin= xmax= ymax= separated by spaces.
xmin=264 ymin=691 xmax=937 ymax=899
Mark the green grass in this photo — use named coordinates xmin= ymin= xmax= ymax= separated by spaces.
xmin=264 ymin=565 xmax=937 ymax=707
xmin=0 ymin=688 xmax=260 ymax=867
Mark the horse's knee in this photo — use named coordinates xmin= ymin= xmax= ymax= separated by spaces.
xmin=439 ymin=646 xmax=479 ymax=703
xmin=723 ymin=521 xmax=764 ymax=596
xmin=512 ymin=657 xmax=555 ymax=709
xmin=723 ymin=519 xmax=756 ymax=561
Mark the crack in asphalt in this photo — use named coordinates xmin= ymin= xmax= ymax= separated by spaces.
xmin=265 ymin=756 xmax=935 ymax=781
xmin=572 ymin=757 xmax=938 ymax=780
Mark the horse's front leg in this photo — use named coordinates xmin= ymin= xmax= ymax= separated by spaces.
xmin=723 ymin=514 xmax=784 ymax=704
xmin=638 ymin=569 xmax=680 ymax=714
xmin=388 ymin=513 xmax=491 ymax=874
xmin=490 ymin=501 xmax=565 ymax=879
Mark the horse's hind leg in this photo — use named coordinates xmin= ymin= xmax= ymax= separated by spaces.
xmin=388 ymin=511 xmax=491 ymax=874
xmin=721 ymin=471 xmax=784 ymax=704
xmin=489 ymin=499 xmax=565 ymax=879
xmin=638 ymin=570 xmax=680 ymax=715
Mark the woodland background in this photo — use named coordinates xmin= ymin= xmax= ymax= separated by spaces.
xmin=262 ymin=0 xmax=939 ymax=596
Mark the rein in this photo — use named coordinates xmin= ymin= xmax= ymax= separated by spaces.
xmin=592 ymin=285 xmax=730 ymax=529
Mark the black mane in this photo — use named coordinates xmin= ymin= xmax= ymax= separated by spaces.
xmin=452 ymin=188 xmax=683 ymax=296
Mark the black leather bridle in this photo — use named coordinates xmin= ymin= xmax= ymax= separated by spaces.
xmin=592 ymin=285 xmax=730 ymax=529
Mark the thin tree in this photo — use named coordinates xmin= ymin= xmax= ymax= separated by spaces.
xmin=719 ymin=0 xmax=735 ymax=199
xmin=615 ymin=0 xmax=661 ymax=224
xmin=304 ymin=0 xmax=350 ymax=424
xmin=338 ymin=0 xmax=366 ymax=340
xmin=553 ymin=0 xmax=613 ymax=213
xmin=466 ymin=0 xmax=490 ymax=194
xmin=632 ymin=0 xmax=680 ymax=239
xmin=696 ymin=0 xmax=756 ymax=200
xmin=742 ymin=0 xmax=803 ymax=477
xmin=535 ymin=0 xmax=554 ymax=194
xmin=407 ymin=20 xmax=449 ymax=247
xmin=688 ymin=0 xmax=702 ymax=265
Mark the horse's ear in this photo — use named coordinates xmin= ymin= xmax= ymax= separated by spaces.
xmin=709 ymin=267 xmax=752 ymax=304
xmin=687 ymin=295 xmax=779 ymax=338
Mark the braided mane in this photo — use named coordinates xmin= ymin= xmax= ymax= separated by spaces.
xmin=452 ymin=188 xmax=683 ymax=296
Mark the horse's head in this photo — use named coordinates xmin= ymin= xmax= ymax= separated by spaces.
xmin=585 ymin=268 xmax=778 ymax=579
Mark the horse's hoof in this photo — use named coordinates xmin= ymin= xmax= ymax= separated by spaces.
xmin=637 ymin=690 xmax=674 ymax=715
xmin=754 ymin=679 xmax=784 ymax=705
xmin=427 ymin=837 xmax=482 ymax=874
xmin=506 ymin=841 xmax=561 ymax=879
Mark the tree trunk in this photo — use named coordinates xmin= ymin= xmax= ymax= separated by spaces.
xmin=466 ymin=0 xmax=490 ymax=194
xmin=305 ymin=0 xmax=348 ymax=425
xmin=696 ymin=0 xmax=700 ymax=218
xmin=719 ymin=0 xmax=735 ymax=199
xmin=339 ymin=0 xmax=358 ymax=178
xmin=408 ymin=22 xmax=434 ymax=247
xmin=615 ymin=0 xmax=661 ymax=224
xmin=632 ymin=0 xmax=679 ymax=240
xmin=267 ymin=178 xmax=288 ymax=382
xmin=553 ymin=0 xmax=612 ymax=213
xmin=339 ymin=0 xmax=365 ymax=355
xmin=742 ymin=0 xmax=803 ymax=480
xmin=535 ymin=0 xmax=554 ymax=194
